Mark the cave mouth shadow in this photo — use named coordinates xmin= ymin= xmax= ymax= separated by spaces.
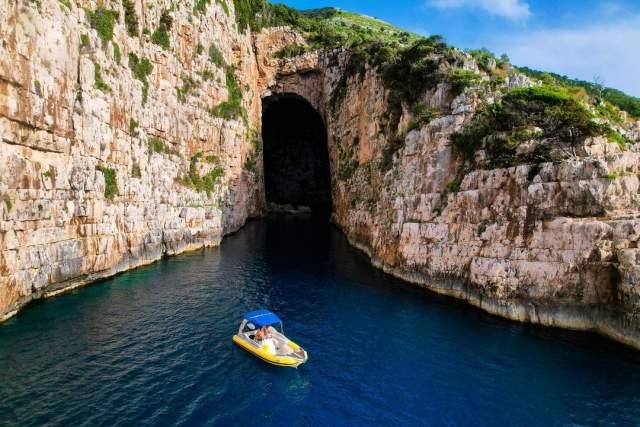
xmin=262 ymin=93 xmax=332 ymax=218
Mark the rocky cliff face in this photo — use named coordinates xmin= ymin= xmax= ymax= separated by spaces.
xmin=2 ymin=2 xmax=640 ymax=350
xmin=0 ymin=0 xmax=265 ymax=319
xmin=254 ymin=27 xmax=640 ymax=348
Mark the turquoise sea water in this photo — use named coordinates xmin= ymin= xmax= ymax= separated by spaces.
xmin=1 ymin=215 xmax=640 ymax=426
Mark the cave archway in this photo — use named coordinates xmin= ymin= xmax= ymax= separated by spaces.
xmin=262 ymin=93 xmax=331 ymax=216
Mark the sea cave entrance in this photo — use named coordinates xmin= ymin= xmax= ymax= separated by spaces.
xmin=262 ymin=94 xmax=332 ymax=216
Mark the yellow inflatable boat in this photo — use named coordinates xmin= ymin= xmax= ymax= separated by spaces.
xmin=233 ymin=310 xmax=308 ymax=368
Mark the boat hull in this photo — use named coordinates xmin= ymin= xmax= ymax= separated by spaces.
xmin=232 ymin=335 xmax=307 ymax=368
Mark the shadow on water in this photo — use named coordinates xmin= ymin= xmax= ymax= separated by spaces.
xmin=1 ymin=214 xmax=640 ymax=426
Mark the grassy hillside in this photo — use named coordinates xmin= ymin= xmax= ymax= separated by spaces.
xmin=517 ymin=67 xmax=640 ymax=118
xmin=231 ymin=1 xmax=638 ymax=120
xmin=302 ymin=7 xmax=421 ymax=46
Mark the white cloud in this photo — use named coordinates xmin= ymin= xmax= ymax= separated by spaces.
xmin=489 ymin=16 xmax=640 ymax=96
xmin=428 ymin=0 xmax=531 ymax=20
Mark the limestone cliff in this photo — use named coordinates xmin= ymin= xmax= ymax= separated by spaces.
xmin=2 ymin=1 xmax=640 ymax=351
xmin=253 ymin=25 xmax=640 ymax=348
xmin=0 ymin=0 xmax=265 ymax=319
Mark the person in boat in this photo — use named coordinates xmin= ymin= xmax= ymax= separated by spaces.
xmin=255 ymin=326 xmax=267 ymax=341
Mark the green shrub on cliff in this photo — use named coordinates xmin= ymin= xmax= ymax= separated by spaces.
xmin=337 ymin=142 xmax=358 ymax=181
xmin=518 ymin=66 xmax=640 ymax=118
xmin=80 ymin=33 xmax=90 ymax=48
xmin=243 ymin=131 xmax=262 ymax=180
xmin=178 ymin=152 xmax=225 ymax=196
xmin=208 ymin=44 xmax=227 ymax=68
xmin=112 ymin=41 xmax=121 ymax=63
xmin=3 ymin=198 xmax=12 ymax=212
xmin=93 ymin=62 xmax=111 ymax=92
xmin=195 ymin=0 xmax=229 ymax=15
xmin=604 ymin=171 xmax=621 ymax=180
xmin=448 ymin=68 xmax=481 ymax=95
xmin=34 ymin=80 xmax=42 ymax=96
xmin=129 ymin=118 xmax=139 ymax=135
xmin=502 ymin=86 xmax=602 ymax=141
xmin=607 ymin=129 xmax=632 ymax=149
xmin=148 ymin=137 xmax=177 ymax=156
xmin=217 ymin=0 xmax=230 ymax=15
xmin=233 ymin=0 xmax=269 ymax=32
xmin=151 ymin=10 xmax=172 ymax=50
xmin=128 ymin=53 xmax=153 ymax=104
xmin=274 ymin=43 xmax=308 ymax=59
xmin=407 ymin=104 xmax=440 ymax=132
xmin=450 ymin=85 xmax=606 ymax=169
xmin=177 ymin=75 xmax=197 ymax=103
xmin=329 ymin=36 xmax=447 ymax=116
xmin=87 ymin=8 xmax=118 ymax=45
xmin=198 ymin=69 xmax=215 ymax=81
xmin=267 ymin=6 xmax=418 ymax=49
xmin=381 ymin=36 xmax=451 ymax=105
xmin=596 ymin=101 xmax=625 ymax=126
xmin=468 ymin=48 xmax=495 ymax=72
xmin=230 ymin=2 xmax=415 ymax=48
xmin=208 ymin=66 xmax=245 ymax=121
xmin=97 ymin=166 xmax=118 ymax=200
xmin=194 ymin=0 xmax=209 ymax=13
xmin=123 ymin=0 xmax=138 ymax=37
xmin=151 ymin=27 xmax=170 ymax=50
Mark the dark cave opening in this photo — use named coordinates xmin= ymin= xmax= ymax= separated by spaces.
xmin=262 ymin=94 xmax=332 ymax=216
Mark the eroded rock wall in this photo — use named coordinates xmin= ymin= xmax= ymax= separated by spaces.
xmin=0 ymin=0 xmax=265 ymax=319
xmin=2 ymin=8 xmax=640 ymax=352
xmin=250 ymin=27 xmax=640 ymax=348
xmin=320 ymin=51 xmax=640 ymax=349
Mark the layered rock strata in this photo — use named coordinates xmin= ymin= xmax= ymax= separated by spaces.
xmin=0 ymin=0 xmax=264 ymax=319
xmin=255 ymin=27 xmax=640 ymax=349
xmin=2 ymin=3 xmax=640 ymax=352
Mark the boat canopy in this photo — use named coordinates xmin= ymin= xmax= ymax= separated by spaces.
xmin=244 ymin=310 xmax=282 ymax=327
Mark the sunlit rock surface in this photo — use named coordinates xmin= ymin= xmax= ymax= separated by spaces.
xmin=1 ymin=4 xmax=639 ymax=350
xmin=0 ymin=0 xmax=264 ymax=318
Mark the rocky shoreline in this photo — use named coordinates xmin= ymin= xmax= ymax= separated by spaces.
xmin=343 ymin=232 xmax=640 ymax=350
xmin=0 ymin=232 xmax=225 ymax=323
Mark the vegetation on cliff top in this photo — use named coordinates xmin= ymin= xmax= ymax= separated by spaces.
xmin=518 ymin=67 xmax=640 ymax=118
xmin=450 ymin=85 xmax=621 ymax=169
xmin=255 ymin=3 xmax=636 ymax=177
xmin=274 ymin=43 xmax=309 ymax=59
xmin=241 ymin=2 xmax=637 ymax=125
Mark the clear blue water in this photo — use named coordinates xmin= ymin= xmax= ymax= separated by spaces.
xmin=1 ymin=216 xmax=640 ymax=426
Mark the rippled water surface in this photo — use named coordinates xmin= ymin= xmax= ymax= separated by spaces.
xmin=1 ymin=216 xmax=640 ymax=426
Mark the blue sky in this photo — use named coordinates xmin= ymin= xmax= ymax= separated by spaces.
xmin=275 ymin=0 xmax=640 ymax=96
